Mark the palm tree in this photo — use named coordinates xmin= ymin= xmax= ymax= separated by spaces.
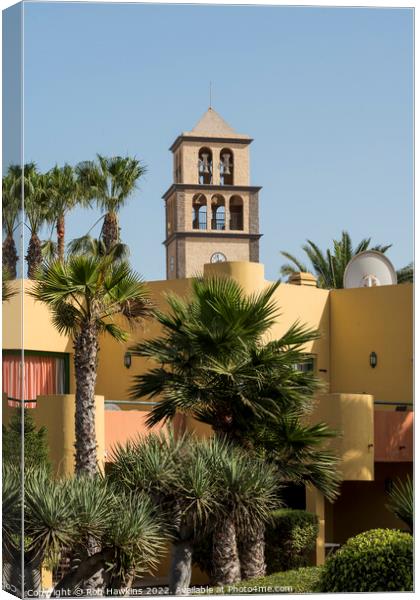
xmin=197 ymin=437 xmax=280 ymax=585
xmin=109 ymin=432 xmax=281 ymax=591
xmin=67 ymin=234 xmax=130 ymax=263
xmin=76 ymin=155 xmax=146 ymax=253
xmin=2 ymin=465 xmax=165 ymax=596
xmin=2 ymin=168 xmax=21 ymax=278
xmin=109 ymin=431 xmax=220 ymax=595
xmin=280 ymin=231 xmax=395 ymax=289
xmin=24 ymin=166 xmax=49 ymax=278
xmin=281 ymin=231 xmax=413 ymax=287
xmin=129 ymin=276 xmax=340 ymax=582
xmin=30 ymin=256 xmax=151 ymax=476
xmin=130 ymin=276 xmax=320 ymax=441
xmin=45 ymin=164 xmax=82 ymax=261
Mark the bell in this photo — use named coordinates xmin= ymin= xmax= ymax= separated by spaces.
xmin=221 ymin=153 xmax=231 ymax=175
xmin=200 ymin=153 xmax=210 ymax=174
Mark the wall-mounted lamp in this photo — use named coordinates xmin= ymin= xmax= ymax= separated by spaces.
xmin=124 ymin=352 xmax=132 ymax=369
xmin=369 ymin=351 xmax=377 ymax=368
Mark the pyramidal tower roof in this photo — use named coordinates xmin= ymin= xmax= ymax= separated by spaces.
xmin=191 ymin=107 xmax=237 ymax=136
xmin=188 ymin=107 xmax=250 ymax=139
xmin=170 ymin=107 xmax=252 ymax=151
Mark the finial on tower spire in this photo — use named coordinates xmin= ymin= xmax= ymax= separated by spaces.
xmin=209 ymin=81 xmax=212 ymax=109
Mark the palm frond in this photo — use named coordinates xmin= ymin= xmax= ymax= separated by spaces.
xmin=24 ymin=469 xmax=78 ymax=560
xmin=385 ymin=476 xmax=413 ymax=532
xmin=67 ymin=234 xmax=130 ymax=262
xmin=76 ymin=155 xmax=146 ymax=213
xmin=397 ymin=263 xmax=413 ymax=284
xmin=282 ymin=232 xmax=397 ymax=289
xmin=104 ymin=491 xmax=166 ymax=580
xmin=41 ymin=239 xmax=58 ymax=261
xmin=279 ymin=251 xmax=308 ymax=278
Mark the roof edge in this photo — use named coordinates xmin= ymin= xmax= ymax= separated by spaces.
xmin=169 ymin=134 xmax=253 ymax=153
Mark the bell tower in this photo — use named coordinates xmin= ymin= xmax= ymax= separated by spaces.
xmin=163 ymin=108 xmax=262 ymax=279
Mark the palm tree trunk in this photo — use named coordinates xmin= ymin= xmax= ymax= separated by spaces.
xmin=73 ymin=325 xmax=99 ymax=477
xmin=2 ymin=233 xmax=18 ymax=278
xmin=26 ymin=233 xmax=43 ymax=279
xmin=52 ymin=549 xmax=113 ymax=598
xmin=106 ymin=567 xmax=135 ymax=596
xmin=169 ymin=540 xmax=193 ymax=595
xmin=211 ymin=515 xmax=241 ymax=586
xmin=101 ymin=212 xmax=119 ymax=254
xmin=238 ymin=526 xmax=266 ymax=580
xmin=56 ymin=214 xmax=65 ymax=261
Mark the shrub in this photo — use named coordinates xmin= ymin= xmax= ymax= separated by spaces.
xmin=320 ymin=528 xmax=413 ymax=592
xmin=265 ymin=509 xmax=318 ymax=573
xmin=192 ymin=509 xmax=319 ymax=580
xmin=208 ymin=567 xmax=323 ymax=594
xmin=2 ymin=409 xmax=51 ymax=472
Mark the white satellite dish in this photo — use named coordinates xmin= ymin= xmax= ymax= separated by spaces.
xmin=343 ymin=250 xmax=397 ymax=289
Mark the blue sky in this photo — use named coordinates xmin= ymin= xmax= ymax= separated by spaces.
xmin=8 ymin=2 xmax=414 ymax=281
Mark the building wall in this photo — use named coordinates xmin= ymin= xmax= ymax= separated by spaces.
xmin=3 ymin=281 xmax=72 ymax=354
xmin=2 ymin=280 xmax=76 ymax=393
xmin=327 ymin=462 xmax=412 ymax=545
xmin=2 ymin=265 xmax=413 ymax=570
xmin=2 ymin=271 xmax=413 ymax=412
xmin=166 ymin=187 xmax=256 ymax=277
xmin=95 ymin=277 xmax=192 ymax=402
xmin=2 ymin=394 xmax=105 ymax=476
xmin=179 ymin=140 xmax=250 ymax=186
xmin=330 ymin=285 xmax=413 ymax=404
xmin=269 ymin=282 xmax=330 ymax=385
xmin=184 ymin=238 xmax=251 ymax=277
xmin=183 ymin=189 xmax=252 ymax=234
xmin=310 ymin=393 xmax=375 ymax=481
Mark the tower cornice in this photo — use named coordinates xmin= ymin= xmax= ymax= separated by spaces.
xmin=169 ymin=135 xmax=253 ymax=153
xmin=163 ymin=231 xmax=263 ymax=247
xmin=162 ymin=183 xmax=262 ymax=201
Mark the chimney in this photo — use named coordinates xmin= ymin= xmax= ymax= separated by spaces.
xmin=288 ymin=272 xmax=317 ymax=287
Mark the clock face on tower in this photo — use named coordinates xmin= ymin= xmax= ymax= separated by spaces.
xmin=210 ymin=252 xmax=227 ymax=264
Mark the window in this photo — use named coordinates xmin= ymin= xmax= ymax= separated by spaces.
xmin=229 ymin=195 xmax=244 ymax=230
xmin=293 ymin=355 xmax=315 ymax=373
xmin=211 ymin=195 xmax=225 ymax=230
xmin=2 ymin=351 xmax=70 ymax=408
xmin=174 ymin=152 xmax=182 ymax=183
xmin=192 ymin=194 xmax=207 ymax=229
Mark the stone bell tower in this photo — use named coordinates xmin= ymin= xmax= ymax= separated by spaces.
xmin=162 ymin=107 xmax=262 ymax=279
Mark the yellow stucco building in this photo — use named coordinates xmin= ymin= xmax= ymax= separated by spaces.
xmin=2 ymin=109 xmax=413 ymax=582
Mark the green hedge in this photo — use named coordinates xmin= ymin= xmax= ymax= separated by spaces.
xmin=320 ymin=528 xmax=413 ymax=592
xmin=2 ymin=409 xmax=51 ymax=472
xmin=265 ymin=509 xmax=318 ymax=573
xmin=205 ymin=567 xmax=322 ymax=594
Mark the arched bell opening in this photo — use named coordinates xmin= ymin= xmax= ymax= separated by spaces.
xmin=220 ymin=148 xmax=234 ymax=185
xmin=192 ymin=194 xmax=207 ymax=230
xmin=211 ymin=194 xmax=226 ymax=231
xmin=198 ymin=147 xmax=213 ymax=184
xmin=229 ymin=195 xmax=244 ymax=231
